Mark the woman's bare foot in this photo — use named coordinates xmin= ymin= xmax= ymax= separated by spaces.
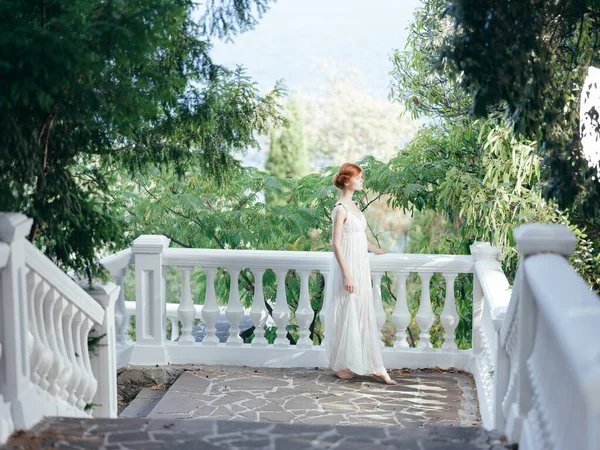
xmin=373 ymin=372 xmax=397 ymax=385
xmin=334 ymin=369 xmax=354 ymax=379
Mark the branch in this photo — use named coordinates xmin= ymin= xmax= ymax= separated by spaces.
xmin=163 ymin=234 xmax=192 ymax=248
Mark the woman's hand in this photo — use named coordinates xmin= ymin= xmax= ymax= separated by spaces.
xmin=371 ymin=248 xmax=387 ymax=255
xmin=343 ymin=274 xmax=355 ymax=294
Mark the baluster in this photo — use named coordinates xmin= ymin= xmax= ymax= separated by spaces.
xmin=392 ymin=271 xmax=411 ymax=348
xmin=34 ymin=281 xmax=54 ymax=394
xmin=371 ymin=272 xmax=386 ymax=348
xmin=62 ymin=303 xmax=82 ymax=406
xmin=71 ymin=311 xmax=89 ymax=409
xmin=54 ymin=295 xmax=73 ymax=403
xmin=201 ymin=268 xmax=219 ymax=346
xmin=273 ymin=269 xmax=290 ymax=348
xmin=415 ymin=272 xmax=434 ymax=349
xmin=319 ymin=270 xmax=329 ymax=347
xmin=225 ymin=267 xmax=243 ymax=346
xmin=26 ymin=270 xmax=44 ymax=388
xmin=43 ymin=288 xmax=65 ymax=397
xmin=295 ymin=270 xmax=313 ymax=348
xmin=169 ymin=318 xmax=180 ymax=341
xmin=113 ymin=269 xmax=132 ymax=349
xmin=250 ymin=269 xmax=268 ymax=347
xmin=78 ymin=316 xmax=97 ymax=412
xmin=177 ymin=266 xmax=196 ymax=345
xmin=441 ymin=273 xmax=459 ymax=350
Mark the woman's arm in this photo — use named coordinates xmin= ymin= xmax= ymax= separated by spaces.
xmin=331 ymin=207 xmax=354 ymax=293
xmin=366 ymin=233 xmax=386 ymax=254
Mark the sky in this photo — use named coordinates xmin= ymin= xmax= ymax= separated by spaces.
xmin=208 ymin=0 xmax=424 ymax=99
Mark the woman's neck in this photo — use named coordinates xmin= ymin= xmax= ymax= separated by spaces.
xmin=339 ymin=190 xmax=354 ymax=203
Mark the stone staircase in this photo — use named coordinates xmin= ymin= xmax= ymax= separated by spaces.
xmin=3 ymin=366 xmax=516 ymax=449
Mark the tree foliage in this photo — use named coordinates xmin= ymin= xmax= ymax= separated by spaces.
xmin=265 ymin=96 xmax=308 ymax=179
xmin=0 ymin=0 xmax=285 ymax=276
xmin=441 ymin=0 xmax=600 ymax=219
xmin=389 ymin=0 xmax=600 ymax=290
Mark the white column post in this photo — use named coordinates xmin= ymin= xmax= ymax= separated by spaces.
xmin=250 ymin=269 xmax=268 ymax=347
xmin=440 ymin=273 xmax=459 ymax=350
xmin=371 ymin=271 xmax=386 ymax=348
xmin=469 ymin=242 xmax=501 ymax=354
xmin=177 ymin=266 xmax=196 ymax=345
xmin=225 ymin=267 xmax=244 ymax=346
xmin=110 ymin=267 xmax=134 ymax=367
xmin=0 ymin=213 xmax=41 ymax=430
xmin=392 ymin=271 xmax=411 ymax=348
xmin=200 ymin=267 xmax=219 ymax=346
xmin=130 ymin=235 xmax=170 ymax=365
xmin=415 ymin=272 xmax=433 ymax=349
xmin=273 ymin=269 xmax=290 ymax=348
xmin=319 ymin=270 xmax=329 ymax=348
xmin=83 ymin=282 xmax=119 ymax=418
xmin=295 ymin=269 xmax=314 ymax=348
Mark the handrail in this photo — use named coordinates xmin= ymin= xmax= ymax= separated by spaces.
xmin=100 ymin=248 xmax=133 ymax=275
xmin=525 ymin=254 xmax=600 ymax=392
xmin=24 ymin=240 xmax=104 ymax=324
xmin=473 ymin=259 xmax=511 ymax=331
xmin=163 ymin=248 xmax=474 ymax=273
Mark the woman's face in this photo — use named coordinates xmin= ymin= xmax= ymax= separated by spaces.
xmin=347 ymin=172 xmax=364 ymax=191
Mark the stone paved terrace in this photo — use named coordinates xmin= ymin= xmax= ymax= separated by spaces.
xmin=2 ymin=367 xmax=517 ymax=449
xmin=131 ymin=366 xmax=481 ymax=427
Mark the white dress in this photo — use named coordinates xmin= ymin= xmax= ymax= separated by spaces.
xmin=323 ymin=202 xmax=386 ymax=375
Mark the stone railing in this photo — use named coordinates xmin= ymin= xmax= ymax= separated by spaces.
xmin=101 ymin=234 xmax=511 ymax=429
xmin=0 ymin=213 xmax=118 ymax=444
xmin=495 ymin=224 xmax=600 ymax=449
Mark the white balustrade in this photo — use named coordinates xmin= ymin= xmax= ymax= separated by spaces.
xmin=497 ymin=223 xmax=600 ymax=450
xmin=0 ymin=212 xmax=118 ymax=445
xmin=121 ymin=244 xmax=479 ymax=374
xmin=2 ymin=211 xmax=598 ymax=449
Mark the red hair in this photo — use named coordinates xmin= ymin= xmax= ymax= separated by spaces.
xmin=333 ymin=163 xmax=362 ymax=189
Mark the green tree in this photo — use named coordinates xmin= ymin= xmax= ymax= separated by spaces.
xmin=0 ymin=0 xmax=285 ymax=277
xmin=387 ymin=0 xmax=599 ymax=291
xmin=265 ymin=96 xmax=308 ymax=179
xmin=440 ymin=0 xmax=600 ymax=219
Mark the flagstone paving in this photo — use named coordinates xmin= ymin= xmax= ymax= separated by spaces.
xmin=2 ymin=366 xmax=511 ymax=449
xmin=143 ymin=366 xmax=481 ymax=428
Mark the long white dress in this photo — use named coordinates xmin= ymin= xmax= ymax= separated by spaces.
xmin=323 ymin=203 xmax=386 ymax=376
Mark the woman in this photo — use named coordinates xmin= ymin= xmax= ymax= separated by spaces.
xmin=323 ymin=163 xmax=397 ymax=385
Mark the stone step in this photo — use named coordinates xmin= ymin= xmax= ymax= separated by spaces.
xmin=120 ymin=388 xmax=168 ymax=418
xmin=3 ymin=417 xmax=516 ymax=450
xmin=145 ymin=366 xmax=481 ymax=427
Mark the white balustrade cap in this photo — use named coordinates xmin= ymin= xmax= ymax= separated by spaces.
xmin=0 ymin=212 xmax=33 ymax=242
xmin=514 ymin=223 xmax=576 ymax=257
